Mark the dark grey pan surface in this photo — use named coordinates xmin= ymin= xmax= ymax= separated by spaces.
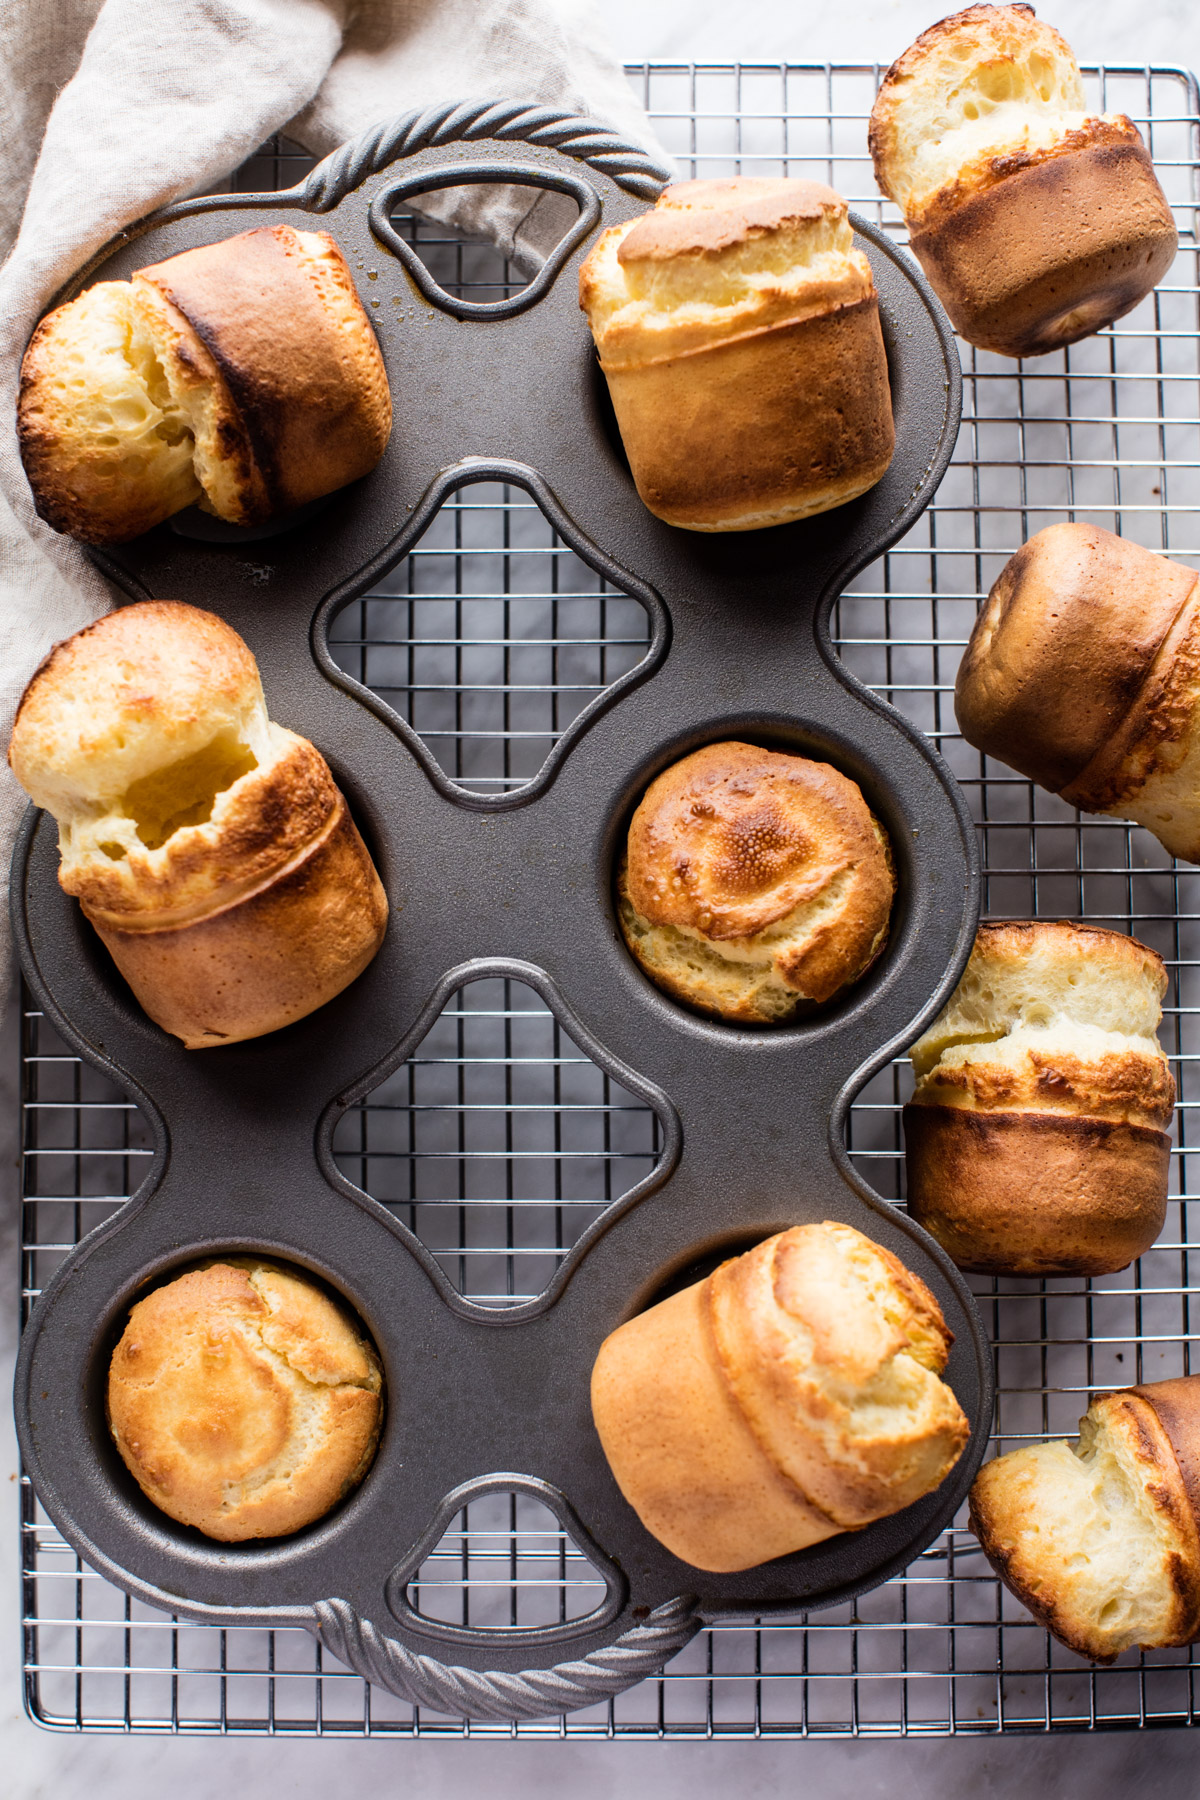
xmin=12 ymin=102 xmax=990 ymax=1716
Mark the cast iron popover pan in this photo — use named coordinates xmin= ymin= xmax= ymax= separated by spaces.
xmin=13 ymin=100 xmax=989 ymax=1720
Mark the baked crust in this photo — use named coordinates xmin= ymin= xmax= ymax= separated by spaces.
xmin=600 ymin=298 xmax=895 ymax=531
xmin=955 ymin=523 xmax=1200 ymax=860
xmin=590 ymin=1221 xmax=968 ymax=1573
xmin=904 ymin=1104 xmax=1169 ymax=1274
xmin=579 ymin=178 xmax=894 ymax=530
xmin=107 ymin=1261 xmax=382 ymax=1541
xmin=869 ymin=4 xmax=1177 ymax=357
xmin=955 ymin=523 xmax=1199 ymax=794
xmin=8 ymin=600 xmax=388 ymax=1048
xmin=617 ymin=742 xmax=895 ymax=1023
xmin=1063 ymin=588 xmax=1200 ymax=815
xmin=134 ymin=225 xmax=391 ymax=525
xmin=908 ymin=1042 xmax=1174 ymax=1124
xmin=89 ymin=790 xmax=388 ymax=1049
xmin=18 ymin=225 xmax=391 ymax=544
xmin=908 ymin=135 xmax=1178 ymax=357
xmin=907 ymin=920 xmax=1174 ymax=1274
xmin=970 ymin=1384 xmax=1200 ymax=1660
xmin=1134 ymin=1377 xmax=1200 ymax=1530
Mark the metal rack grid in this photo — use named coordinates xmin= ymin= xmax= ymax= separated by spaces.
xmin=17 ymin=62 xmax=1200 ymax=1736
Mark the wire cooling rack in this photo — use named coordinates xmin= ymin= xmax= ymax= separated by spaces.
xmin=18 ymin=62 xmax=1200 ymax=1736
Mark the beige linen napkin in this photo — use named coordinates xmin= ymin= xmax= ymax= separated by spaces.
xmin=0 ymin=0 xmax=670 ymax=987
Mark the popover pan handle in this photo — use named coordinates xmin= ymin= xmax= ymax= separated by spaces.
xmin=299 ymin=96 xmax=674 ymax=217
xmin=311 ymin=1593 xmax=702 ymax=1720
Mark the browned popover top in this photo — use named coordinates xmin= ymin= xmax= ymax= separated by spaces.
xmin=579 ymin=177 xmax=876 ymax=371
xmin=616 ymin=178 xmax=847 ymax=262
xmin=955 ymin=524 xmax=1199 ymax=793
xmin=621 ymin=741 xmax=894 ymax=1012
xmin=626 ymin=742 xmax=890 ymax=939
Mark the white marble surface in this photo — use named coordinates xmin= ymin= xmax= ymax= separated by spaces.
xmin=6 ymin=1 xmax=1200 ymax=1791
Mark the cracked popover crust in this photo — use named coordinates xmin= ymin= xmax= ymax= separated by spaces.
xmin=905 ymin=920 xmax=1175 ymax=1274
xmin=8 ymin=600 xmax=388 ymax=1048
xmin=617 ymin=741 xmax=895 ymax=1023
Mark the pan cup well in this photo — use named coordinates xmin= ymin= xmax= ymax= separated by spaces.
xmin=86 ymin=1248 xmax=387 ymax=1557
xmin=604 ymin=720 xmax=921 ymax=1038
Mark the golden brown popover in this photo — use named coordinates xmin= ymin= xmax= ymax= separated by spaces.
xmin=18 ymin=224 xmax=391 ymax=544
xmin=956 ymin=523 xmax=1200 ymax=863
xmin=579 ymin=178 xmax=894 ymax=530
xmin=108 ymin=1261 xmax=383 ymax=1541
xmin=906 ymin=921 xmax=1174 ymax=1274
xmin=592 ymin=1221 xmax=969 ymax=1572
xmin=870 ymin=4 xmax=1177 ymax=357
xmin=617 ymin=741 xmax=894 ymax=1023
xmin=9 ymin=600 xmax=388 ymax=1047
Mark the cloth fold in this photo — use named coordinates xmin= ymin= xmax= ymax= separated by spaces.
xmin=0 ymin=0 xmax=670 ymax=989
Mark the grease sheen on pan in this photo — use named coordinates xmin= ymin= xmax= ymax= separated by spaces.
xmin=579 ymin=178 xmax=895 ymax=530
xmin=905 ymin=921 xmax=1175 ymax=1275
xmin=616 ymin=741 xmax=895 ymax=1024
xmin=18 ymin=224 xmax=392 ymax=544
xmin=8 ymin=600 xmax=388 ymax=1048
xmin=869 ymin=4 xmax=1178 ymax=357
xmin=970 ymin=1377 xmax=1200 ymax=1660
xmin=107 ymin=1261 xmax=383 ymax=1542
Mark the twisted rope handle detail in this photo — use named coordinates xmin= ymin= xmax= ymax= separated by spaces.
xmin=312 ymin=1593 xmax=702 ymax=1720
xmin=301 ymin=97 xmax=674 ymax=210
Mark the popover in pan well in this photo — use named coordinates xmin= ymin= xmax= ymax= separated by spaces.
xmin=18 ymin=224 xmax=392 ymax=545
xmin=956 ymin=523 xmax=1200 ymax=864
xmin=617 ymin=742 xmax=895 ymax=1024
xmin=905 ymin=921 xmax=1175 ymax=1275
xmin=591 ymin=1220 xmax=970 ymax=1573
xmin=8 ymin=601 xmax=388 ymax=1048
xmin=579 ymin=178 xmax=895 ymax=530
xmin=869 ymin=4 xmax=1178 ymax=358
xmin=971 ymin=1376 xmax=1200 ymax=1661
xmin=107 ymin=1262 xmax=383 ymax=1542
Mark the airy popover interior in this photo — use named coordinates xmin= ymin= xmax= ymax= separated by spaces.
xmin=19 ymin=225 xmax=391 ymax=544
xmin=971 ymin=1380 xmax=1200 ymax=1660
